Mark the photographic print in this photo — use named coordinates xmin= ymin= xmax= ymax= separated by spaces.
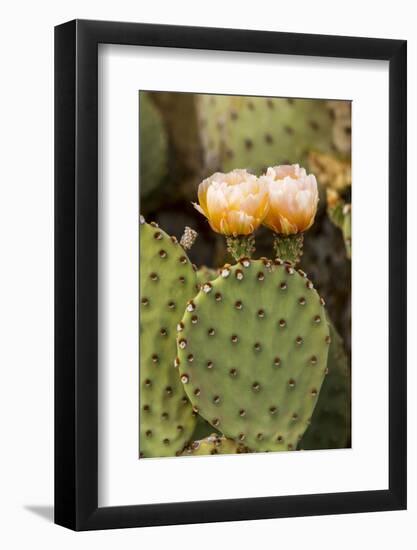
xmin=139 ymin=91 xmax=351 ymax=459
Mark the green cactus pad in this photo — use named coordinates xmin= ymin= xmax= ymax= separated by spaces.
xmin=182 ymin=434 xmax=250 ymax=456
xmin=299 ymin=321 xmax=351 ymax=450
xmin=140 ymin=219 xmax=198 ymax=457
xmin=177 ymin=258 xmax=330 ymax=452
xmin=204 ymin=96 xmax=334 ymax=174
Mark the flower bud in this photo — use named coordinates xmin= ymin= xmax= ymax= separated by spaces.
xmin=193 ymin=169 xmax=269 ymax=236
xmin=261 ymin=164 xmax=318 ymax=235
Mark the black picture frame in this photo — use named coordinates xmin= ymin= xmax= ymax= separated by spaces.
xmin=55 ymin=19 xmax=407 ymax=531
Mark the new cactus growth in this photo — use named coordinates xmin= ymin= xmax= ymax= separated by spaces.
xmin=176 ymin=259 xmax=330 ymax=452
xmin=140 ymin=219 xmax=197 ymax=457
xmin=180 ymin=226 xmax=198 ymax=250
xmin=182 ymin=434 xmax=250 ymax=456
xmin=299 ymin=321 xmax=351 ymax=449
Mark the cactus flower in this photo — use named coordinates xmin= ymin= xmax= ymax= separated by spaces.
xmin=193 ymin=169 xmax=269 ymax=236
xmin=261 ymin=164 xmax=318 ymax=235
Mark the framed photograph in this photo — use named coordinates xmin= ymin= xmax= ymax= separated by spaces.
xmin=55 ymin=19 xmax=407 ymax=530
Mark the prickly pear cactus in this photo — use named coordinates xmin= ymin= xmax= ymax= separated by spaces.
xmin=299 ymin=321 xmax=351 ymax=450
xmin=176 ymin=258 xmax=330 ymax=452
xmin=182 ymin=434 xmax=249 ymax=456
xmin=148 ymin=93 xmax=341 ymax=196
xmin=140 ymin=219 xmax=197 ymax=457
xmin=203 ymin=96 xmax=335 ymax=174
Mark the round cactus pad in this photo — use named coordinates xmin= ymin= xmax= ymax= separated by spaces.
xmin=177 ymin=258 xmax=330 ymax=452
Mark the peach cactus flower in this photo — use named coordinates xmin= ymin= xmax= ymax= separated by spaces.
xmin=261 ymin=164 xmax=319 ymax=235
xmin=193 ymin=169 xmax=269 ymax=236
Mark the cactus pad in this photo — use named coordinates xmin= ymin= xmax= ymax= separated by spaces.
xmin=204 ymin=96 xmax=335 ymax=174
xmin=177 ymin=258 xmax=330 ymax=452
xmin=140 ymin=219 xmax=197 ymax=457
xmin=299 ymin=321 xmax=351 ymax=450
xmin=182 ymin=434 xmax=250 ymax=456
